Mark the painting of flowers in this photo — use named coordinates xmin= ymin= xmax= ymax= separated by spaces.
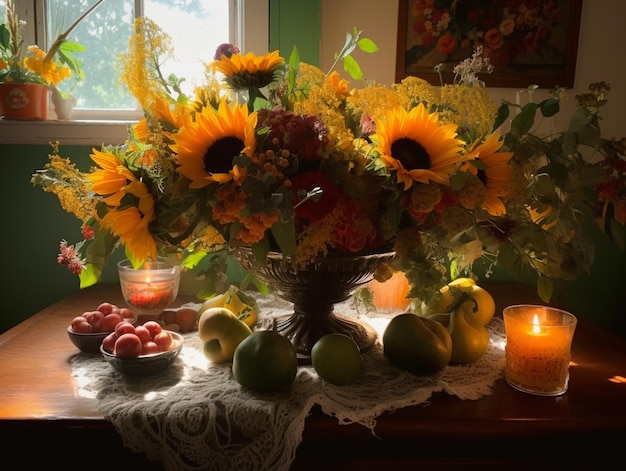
xmin=396 ymin=0 xmax=582 ymax=88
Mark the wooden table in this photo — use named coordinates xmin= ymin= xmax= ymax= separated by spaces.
xmin=1 ymin=282 xmax=625 ymax=470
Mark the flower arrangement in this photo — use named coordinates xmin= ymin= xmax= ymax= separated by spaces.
xmin=32 ymin=18 xmax=625 ymax=306
xmin=0 ymin=0 xmax=102 ymax=86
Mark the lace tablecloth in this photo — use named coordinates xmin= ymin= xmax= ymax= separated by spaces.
xmin=71 ymin=294 xmax=506 ymax=471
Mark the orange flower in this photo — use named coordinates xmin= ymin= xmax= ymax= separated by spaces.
xmin=484 ymin=28 xmax=504 ymax=50
xmin=436 ymin=34 xmax=458 ymax=55
xmin=327 ymin=71 xmax=350 ymax=98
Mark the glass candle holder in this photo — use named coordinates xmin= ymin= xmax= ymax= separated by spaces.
xmin=367 ymin=271 xmax=411 ymax=314
xmin=118 ymin=259 xmax=182 ymax=315
xmin=503 ymin=304 xmax=577 ymax=396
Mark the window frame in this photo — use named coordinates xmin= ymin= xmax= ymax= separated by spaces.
xmin=0 ymin=0 xmax=269 ymax=145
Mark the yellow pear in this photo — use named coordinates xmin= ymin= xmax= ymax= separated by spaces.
xmin=448 ymin=303 xmax=490 ymax=364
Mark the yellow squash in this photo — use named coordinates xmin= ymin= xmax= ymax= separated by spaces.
xmin=427 ymin=278 xmax=495 ymax=326
xmin=197 ymin=285 xmax=258 ymax=327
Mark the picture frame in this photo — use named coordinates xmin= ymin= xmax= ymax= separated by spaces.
xmin=395 ymin=0 xmax=583 ymax=88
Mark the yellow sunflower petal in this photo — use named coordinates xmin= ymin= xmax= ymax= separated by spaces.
xmin=172 ymin=100 xmax=257 ymax=189
xmin=467 ymin=133 xmax=514 ymax=216
xmin=101 ymin=181 xmax=157 ymax=262
xmin=372 ymin=103 xmax=466 ymax=189
xmin=88 ymin=148 xmax=137 ymax=196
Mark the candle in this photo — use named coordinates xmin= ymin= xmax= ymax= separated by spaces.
xmin=503 ymin=305 xmax=577 ymax=396
xmin=118 ymin=259 xmax=182 ymax=314
xmin=367 ymin=271 xmax=411 ymax=314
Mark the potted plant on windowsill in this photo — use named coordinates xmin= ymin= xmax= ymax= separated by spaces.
xmin=0 ymin=0 xmax=102 ymax=120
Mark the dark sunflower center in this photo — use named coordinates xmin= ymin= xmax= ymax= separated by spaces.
xmin=477 ymin=168 xmax=487 ymax=185
xmin=391 ymin=137 xmax=430 ymax=170
xmin=204 ymin=136 xmax=244 ymax=174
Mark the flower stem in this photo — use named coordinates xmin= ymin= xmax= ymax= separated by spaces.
xmin=43 ymin=0 xmax=104 ymax=64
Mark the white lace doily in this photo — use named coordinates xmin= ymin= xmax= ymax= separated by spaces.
xmin=71 ymin=294 xmax=506 ymax=471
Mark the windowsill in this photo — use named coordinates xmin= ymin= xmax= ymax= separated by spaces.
xmin=0 ymin=119 xmax=135 ymax=146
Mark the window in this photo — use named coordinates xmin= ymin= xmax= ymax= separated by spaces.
xmin=0 ymin=0 xmax=269 ymax=145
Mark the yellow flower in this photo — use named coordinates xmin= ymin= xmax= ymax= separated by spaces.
xmin=372 ymin=103 xmax=466 ymax=189
xmin=87 ymin=148 xmax=137 ymax=196
xmin=214 ymin=50 xmax=283 ymax=90
xmin=101 ymin=181 xmax=157 ymax=262
xmin=440 ymin=83 xmax=498 ymax=140
xmin=465 ymin=133 xmax=514 ymax=216
xmin=23 ymin=46 xmax=72 ymax=85
xmin=172 ymin=100 xmax=258 ymax=188
xmin=119 ymin=17 xmax=175 ymax=111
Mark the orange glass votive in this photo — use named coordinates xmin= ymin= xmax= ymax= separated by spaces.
xmin=367 ymin=271 xmax=411 ymax=314
xmin=503 ymin=305 xmax=577 ymax=396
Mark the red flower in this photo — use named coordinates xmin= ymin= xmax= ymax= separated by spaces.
xmin=290 ymin=171 xmax=340 ymax=222
xmin=333 ymin=201 xmax=379 ymax=253
xmin=81 ymin=225 xmax=95 ymax=240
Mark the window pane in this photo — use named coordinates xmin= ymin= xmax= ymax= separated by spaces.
xmin=144 ymin=0 xmax=230 ymax=97
xmin=48 ymin=0 xmax=136 ymax=109
xmin=46 ymin=0 xmax=230 ymax=111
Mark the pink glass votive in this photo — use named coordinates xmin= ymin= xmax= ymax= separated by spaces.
xmin=118 ymin=259 xmax=182 ymax=315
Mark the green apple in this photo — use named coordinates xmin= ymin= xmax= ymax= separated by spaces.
xmin=198 ymin=307 xmax=252 ymax=363
xmin=311 ymin=333 xmax=364 ymax=386
xmin=383 ymin=312 xmax=452 ymax=375
xmin=232 ymin=330 xmax=298 ymax=393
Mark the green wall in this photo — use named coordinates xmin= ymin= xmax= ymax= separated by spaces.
xmin=270 ymin=0 xmax=320 ymax=65
xmin=0 ymin=144 xmax=122 ymax=333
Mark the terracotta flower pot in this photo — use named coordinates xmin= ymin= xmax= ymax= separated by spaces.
xmin=0 ymin=82 xmax=49 ymax=120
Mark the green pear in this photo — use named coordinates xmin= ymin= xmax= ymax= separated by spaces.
xmin=448 ymin=304 xmax=490 ymax=364
xmin=232 ymin=330 xmax=298 ymax=393
xmin=383 ymin=313 xmax=452 ymax=375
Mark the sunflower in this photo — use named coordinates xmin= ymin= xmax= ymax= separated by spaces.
xmin=172 ymin=100 xmax=258 ymax=189
xmin=213 ymin=50 xmax=284 ymax=90
xmin=372 ymin=103 xmax=466 ymax=189
xmin=87 ymin=148 xmax=137 ymax=196
xmin=149 ymin=93 xmax=190 ymax=131
xmin=465 ymin=133 xmax=514 ymax=216
xmin=100 ymin=181 xmax=157 ymax=262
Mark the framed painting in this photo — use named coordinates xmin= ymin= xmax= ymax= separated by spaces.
xmin=395 ymin=0 xmax=583 ymax=88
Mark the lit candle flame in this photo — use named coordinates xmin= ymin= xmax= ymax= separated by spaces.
xmin=532 ymin=314 xmax=541 ymax=334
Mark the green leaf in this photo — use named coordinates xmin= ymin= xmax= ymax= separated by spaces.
xmin=79 ymin=263 xmax=101 ymax=288
xmin=270 ymin=218 xmax=297 ymax=258
xmin=57 ymin=41 xmax=87 ymax=79
xmin=357 ymin=37 xmax=378 ymax=53
xmin=343 ymin=54 xmax=363 ymax=80
xmin=536 ymin=274 xmax=553 ymax=302
xmin=493 ymin=103 xmax=510 ymax=131
xmin=287 ymin=46 xmax=300 ymax=95
xmin=539 ymin=98 xmax=559 ymax=117
xmin=59 ymin=40 xmax=86 ymax=53
xmin=510 ymin=103 xmax=538 ymax=135
xmin=84 ymin=229 xmax=118 ymax=275
xmin=568 ymin=108 xmax=593 ymax=132
xmin=181 ymin=250 xmax=208 ymax=269
xmin=497 ymin=240 xmax=538 ymax=284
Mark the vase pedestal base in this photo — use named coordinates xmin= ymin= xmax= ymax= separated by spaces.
xmin=257 ymin=306 xmax=378 ymax=362
xmin=231 ymin=247 xmax=394 ymax=362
